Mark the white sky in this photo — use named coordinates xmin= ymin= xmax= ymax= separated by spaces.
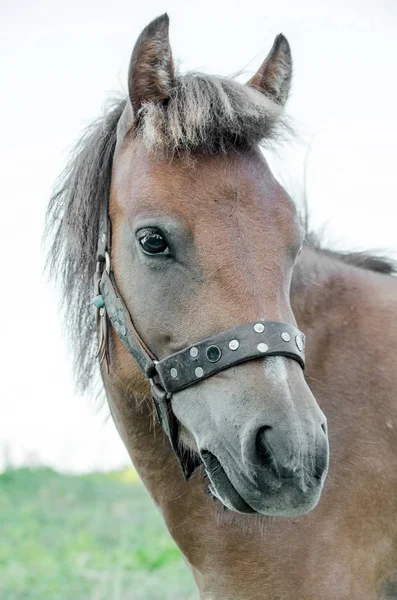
xmin=1 ymin=0 xmax=396 ymax=473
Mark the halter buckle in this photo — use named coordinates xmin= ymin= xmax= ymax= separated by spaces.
xmin=150 ymin=378 xmax=171 ymax=403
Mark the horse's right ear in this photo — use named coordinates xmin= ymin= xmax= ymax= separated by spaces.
xmin=127 ymin=14 xmax=175 ymax=114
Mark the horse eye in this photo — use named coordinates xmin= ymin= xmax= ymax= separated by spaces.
xmin=138 ymin=228 xmax=169 ymax=255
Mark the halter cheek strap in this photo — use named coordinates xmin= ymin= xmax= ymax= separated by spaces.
xmin=93 ymin=203 xmax=306 ymax=479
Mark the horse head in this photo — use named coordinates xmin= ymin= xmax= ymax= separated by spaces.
xmin=105 ymin=14 xmax=329 ymax=516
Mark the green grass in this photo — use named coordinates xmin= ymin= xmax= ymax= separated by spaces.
xmin=0 ymin=467 xmax=199 ymax=600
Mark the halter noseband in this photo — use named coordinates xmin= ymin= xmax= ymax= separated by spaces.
xmin=93 ymin=202 xmax=306 ymax=478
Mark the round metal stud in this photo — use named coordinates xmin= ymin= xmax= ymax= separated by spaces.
xmin=257 ymin=343 xmax=269 ymax=353
xmin=295 ymin=335 xmax=304 ymax=351
xmin=170 ymin=368 xmax=178 ymax=378
xmin=254 ymin=323 xmax=265 ymax=333
xmin=114 ymin=321 xmax=120 ymax=332
xmin=101 ymin=233 xmax=106 ymax=243
xmin=206 ymin=345 xmax=222 ymax=363
xmin=190 ymin=347 xmax=199 ymax=358
xmin=195 ymin=367 xmax=204 ymax=378
xmin=229 ymin=339 xmax=240 ymax=351
xmin=281 ymin=331 xmax=291 ymax=342
xmin=93 ymin=294 xmax=105 ymax=309
xmin=120 ymin=325 xmax=127 ymax=336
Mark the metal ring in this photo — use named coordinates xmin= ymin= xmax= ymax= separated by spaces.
xmin=105 ymin=251 xmax=111 ymax=274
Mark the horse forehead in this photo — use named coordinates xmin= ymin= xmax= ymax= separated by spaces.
xmin=111 ymin=145 xmax=281 ymax=221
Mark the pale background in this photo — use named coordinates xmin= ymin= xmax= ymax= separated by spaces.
xmin=1 ymin=0 xmax=396 ymax=473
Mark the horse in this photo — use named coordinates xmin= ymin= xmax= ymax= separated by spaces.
xmin=46 ymin=14 xmax=397 ymax=600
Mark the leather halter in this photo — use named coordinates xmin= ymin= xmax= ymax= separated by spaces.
xmin=93 ymin=200 xmax=306 ymax=478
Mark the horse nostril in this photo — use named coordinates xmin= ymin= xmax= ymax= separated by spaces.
xmin=314 ymin=447 xmax=328 ymax=480
xmin=255 ymin=426 xmax=275 ymax=471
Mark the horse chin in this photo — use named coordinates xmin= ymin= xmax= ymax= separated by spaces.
xmin=248 ymin=482 xmax=324 ymax=518
xmin=202 ymin=451 xmax=324 ymax=517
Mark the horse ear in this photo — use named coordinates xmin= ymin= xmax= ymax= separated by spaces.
xmin=247 ymin=34 xmax=292 ymax=106
xmin=128 ymin=14 xmax=175 ymax=114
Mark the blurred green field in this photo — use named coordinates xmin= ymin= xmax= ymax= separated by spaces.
xmin=0 ymin=467 xmax=199 ymax=600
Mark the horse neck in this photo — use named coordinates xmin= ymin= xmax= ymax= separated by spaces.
xmin=291 ymin=244 xmax=397 ymax=433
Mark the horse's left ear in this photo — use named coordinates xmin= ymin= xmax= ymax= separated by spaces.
xmin=128 ymin=13 xmax=175 ymax=114
xmin=247 ymin=34 xmax=292 ymax=106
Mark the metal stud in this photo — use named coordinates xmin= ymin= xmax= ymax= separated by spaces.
xmin=254 ymin=323 xmax=265 ymax=333
xmin=108 ymin=305 xmax=116 ymax=316
xmin=93 ymin=294 xmax=105 ymax=309
xmin=190 ymin=347 xmax=199 ymax=358
xmin=281 ymin=331 xmax=291 ymax=342
xmin=170 ymin=368 xmax=178 ymax=378
xmin=120 ymin=325 xmax=127 ymax=336
xmin=114 ymin=321 xmax=120 ymax=332
xmin=195 ymin=367 xmax=204 ymax=378
xmin=206 ymin=345 xmax=222 ymax=363
xmin=295 ymin=335 xmax=304 ymax=351
xmin=257 ymin=343 xmax=269 ymax=353
xmin=229 ymin=339 xmax=240 ymax=351
xmin=101 ymin=233 xmax=106 ymax=243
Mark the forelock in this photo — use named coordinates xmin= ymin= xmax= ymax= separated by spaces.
xmin=135 ymin=72 xmax=291 ymax=154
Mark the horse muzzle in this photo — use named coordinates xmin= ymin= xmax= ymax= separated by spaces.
xmin=201 ymin=429 xmax=329 ymax=516
xmin=198 ymin=389 xmax=329 ymax=516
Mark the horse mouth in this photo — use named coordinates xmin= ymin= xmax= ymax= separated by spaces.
xmin=200 ymin=450 xmax=257 ymax=514
xmin=200 ymin=449 xmax=325 ymax=517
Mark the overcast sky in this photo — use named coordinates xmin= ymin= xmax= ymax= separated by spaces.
xmin=1 ymin=0 xmax=396 ymax=473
